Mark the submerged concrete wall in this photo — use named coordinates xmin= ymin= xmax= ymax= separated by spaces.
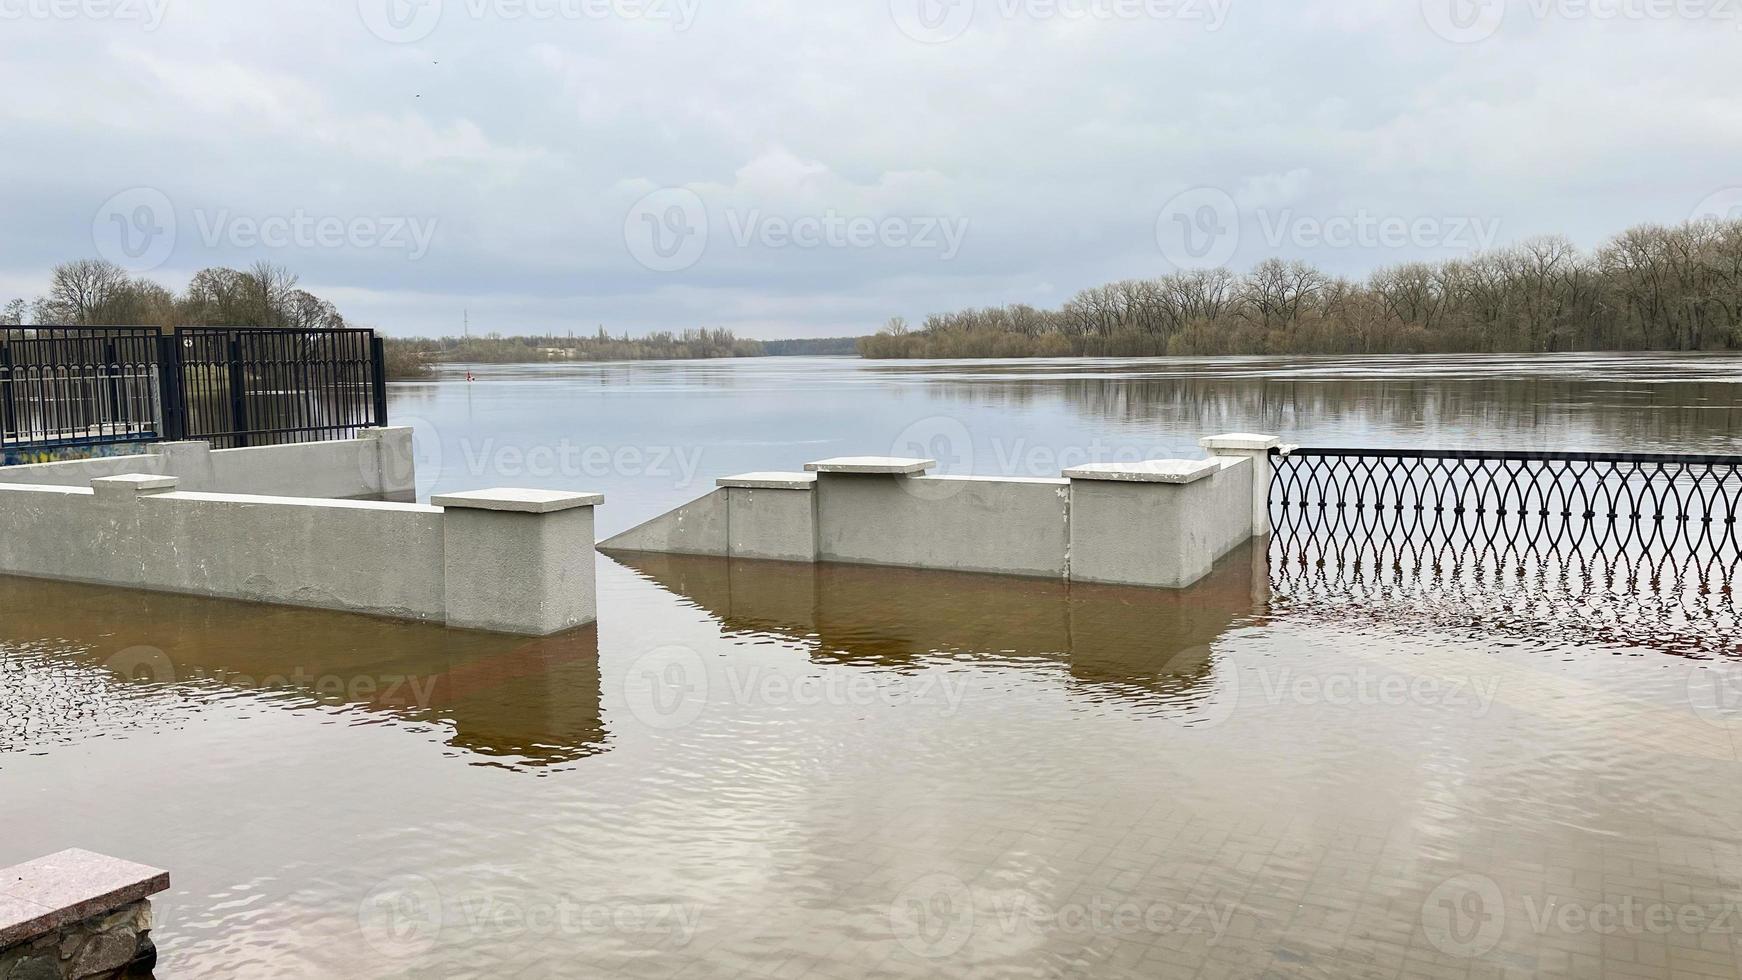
xmin=0 ymin=427 xmax=416 ymax=501
xmin=600 ymin=434 xmax=1283 ymax=590
xmin=0 ymin=477 xmax=600 ymax=635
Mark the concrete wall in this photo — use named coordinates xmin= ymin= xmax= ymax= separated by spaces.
xmin=599 ymin=436 xmax=1281 ymax=591
xmin=0 ymin=477 xmax=599 ymax=635
xmin=815 ymin=474 xmax=1070 ymax=578
xmin=1068 ymin=456 xmax=1254 ymax=588
xmin=0 ymin=428 xmax=416 ymax=501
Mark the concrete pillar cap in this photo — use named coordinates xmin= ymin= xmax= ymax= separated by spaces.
xmin=804 ymin=457 xmax=934 ymax=474
xmin=1064 ymin=459 xmax=1219 ymax=484
xmin=717 ymin=472 xmax=818 ymax=490
xmin=91 ymin=474 xmax=179 ymax=498
xmin=433 ymin=488 xmax=603 ymax=513
xmin=1200 ymin=433 xmax=1282 ymax=451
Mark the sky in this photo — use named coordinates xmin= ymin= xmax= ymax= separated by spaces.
xmin=3 ymin=0 xmax=1740 ymax=338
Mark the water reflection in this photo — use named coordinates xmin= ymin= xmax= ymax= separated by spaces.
xmin=610 ymin=541 xmax=1267 ymax=715
xmin=0 ymin=577 xmax=606 ymax=769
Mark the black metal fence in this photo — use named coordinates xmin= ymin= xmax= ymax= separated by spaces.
xmin=1 ymin=325 xmax=388 ymax=457
xmin=1267 ymin=446 xmax=1742 ymax=654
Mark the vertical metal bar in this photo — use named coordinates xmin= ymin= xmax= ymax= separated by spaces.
xmin=158 ymin=332 xmax=184 ymax=441
xmin=0 ymin=337 xmax=15 ymax=449
xmin=370 ymin=334 xmax=388 ymax=428
xmin=227 ymin=332 xmax=249 ymax=448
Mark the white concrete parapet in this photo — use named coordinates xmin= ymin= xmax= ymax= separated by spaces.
xmin=434 ymin=489 xmax=602 ymax=635
xmin=1065 ymin=455 xmax=1254 ymax=588
xmin=0 ymin=476 xmax=601 ymax=636
xmin=1200 ymin=432 xmax=1283 ymax=536
xmin=717 ymin=472 xmax=819 ymax=562
xmin=0 ymin=427 xmax=417 ymax=501
xmin=600 ymin=433 xmax=1283 ymax=591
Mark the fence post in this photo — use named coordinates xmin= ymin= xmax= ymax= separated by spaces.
xmin=156 ymin=333 xmax=184 ymax=441
xmin=103 ymin=338 xmax=122 ymax=439
xmin=370 ymin=335 xmax=389 ymax=427
xmin=226 ymin=332 xmax=249 ymax=448
xmin=1 ymin=339 xmax=15 ymax=445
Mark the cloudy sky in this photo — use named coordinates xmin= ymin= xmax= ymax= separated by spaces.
xmin=3 ymin=0 xmax=1739 ymax=337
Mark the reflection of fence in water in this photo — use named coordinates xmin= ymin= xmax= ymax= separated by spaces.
xmin=1268 ymin=448 xmax=1742 ymax=654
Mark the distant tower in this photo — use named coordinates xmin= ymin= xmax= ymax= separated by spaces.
xmin=463 ymin=309 xmax=470 ymax=339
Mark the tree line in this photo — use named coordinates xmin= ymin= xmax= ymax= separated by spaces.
xmin=384 ymin=328 xmax=765 ymax=378
xmin=860 ymin=217 xmax=1742 ymax=358
xmin=1 ymin=259 xmax=351 ymax=332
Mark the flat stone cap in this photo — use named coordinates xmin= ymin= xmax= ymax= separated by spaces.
xmin=433 ymin=488 xmax=603 ymax=513
xmin=1200 ymin=433 xmax=1283 ymax=451
xmin=0 ymin=849 xmax=169 ymax=947
xmin=1064 ymin=459 xmax=1220 ymax=485
xmin=717 ymin=472 xmax=817 ymax=490
xmin=804 ymin=457 xmax=935 ymax=475
xmin=91 ymin=474 xmax=179 ymax=496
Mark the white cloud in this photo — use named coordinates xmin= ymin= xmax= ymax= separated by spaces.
xmin=0 ymin=0 xmax=1738 ymax=336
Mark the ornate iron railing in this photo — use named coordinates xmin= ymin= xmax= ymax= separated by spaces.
xmin=1 ymin=326 xmax=389 ymax=458
xmin=1267 ymin=447 xmax=1742 ymax=654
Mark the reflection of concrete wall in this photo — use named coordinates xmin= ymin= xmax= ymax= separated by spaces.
xmin=0 ymin=428 xmax=417 ymax=501
xmin=0 ymin=576 xmax=608 ymax=767
xmin=611 ymin=541 xmax=1267 ymax=703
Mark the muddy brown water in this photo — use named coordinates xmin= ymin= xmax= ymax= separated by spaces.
xmin=4 ymin=353 xmax=1742 ymax=978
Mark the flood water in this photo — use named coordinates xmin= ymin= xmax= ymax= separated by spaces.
xmin=4 ymin=353 xmax=1742 ymax=978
